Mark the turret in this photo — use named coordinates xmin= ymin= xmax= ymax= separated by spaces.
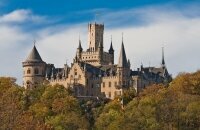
xmin=160 ymin=47 xmax=172 ymax=83
xmin=161 ymin=47 xmax=165 ymax=68
xmin=76 ymin=39 xmax=83 ymax=60
xmin=117 ymin=36 xmax=130 ymax=88
xmin=118 ymin=42 xmax=128 ymax=68
xmin=109 ymin=36 xmax=114 ymax=64
xmin=22 ymin=44 xmax=46 ymax=89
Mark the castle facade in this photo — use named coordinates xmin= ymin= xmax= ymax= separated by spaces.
xmin=22 ymin=23 xmax=172 ymax=99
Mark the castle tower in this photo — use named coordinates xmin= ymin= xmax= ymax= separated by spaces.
xmin=76 ymin=39 xmax=83 ymax=60
xmin=22 ymin=45 xmax=46 ymax=89
xmin=88 ymin=23 xmax=104 ymax=52
xmin=117 ymin=38 xmax=130 ymax=88
xmin=108 ymin=36 xmax=114 ymax=64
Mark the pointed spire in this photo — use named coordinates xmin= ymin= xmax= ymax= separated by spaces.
xmin=25 ymin=44 xmax=43 ymax=62
xmin=78 ymin=37 xmax=83 ymax=52
xmin=109 ymin=35 xmax=114 ymax=54
xmin=118 ymin=38 xmax=128 ymax=68
xmin=162 ymin=47 xmax=165 ymax=66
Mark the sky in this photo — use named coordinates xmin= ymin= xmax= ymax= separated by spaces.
xmin=0 ymin=0 xmax=200 ymax=85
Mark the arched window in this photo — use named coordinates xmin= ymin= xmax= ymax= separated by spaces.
xmin=27 ymin=69 xmax=31 ymax=74
xmin=34 ymin=68 xmax=39 ymax=74
xmin=26 ymin=81 xmax=31 ymax=89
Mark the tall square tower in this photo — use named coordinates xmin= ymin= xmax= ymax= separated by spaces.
xmin=88 ymin=23 xmax=104 ymax=51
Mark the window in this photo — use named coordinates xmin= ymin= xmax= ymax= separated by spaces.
xmin=75 ymin=72 xmax=77 ymax=75
xmin=108 ymin=92 xmax=111 ymax=98
xmin=34 ymin=68 xmax=39 ymax=74
xmin=103 ymin=82 xmax=105 ymax=88
xmin=115 ymin=82 xmax=117 ymax=87
xmin=27 ymin=69 xmax=31 ymax=74
xmin=26 ymin=81 xmax=31 ymax=89
xmin=109 ymin=82 xmax=111 ymax=87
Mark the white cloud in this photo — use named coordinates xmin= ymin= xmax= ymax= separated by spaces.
xmin=0 ymin=4 xmax=200 ymax=85
xmin=0 ymin=9 xmax=46 ymax=23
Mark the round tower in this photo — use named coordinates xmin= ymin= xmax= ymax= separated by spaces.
xmin=22 ymin=45 xmax=46 ymax=89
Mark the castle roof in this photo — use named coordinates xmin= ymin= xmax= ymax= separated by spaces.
xmin=78 ymin=39 xmax=83 ymax=51
xmin=25 ymin=45 xmax=43 ymax=62
xmin=118 ymin=42 xmax=128 ymax=68
xmin=80 ymin=62 xmax=103 ymax=75
xmin=109 ymin=41 xmax=114 ymax=53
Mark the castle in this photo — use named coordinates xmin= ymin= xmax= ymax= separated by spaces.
xmin=22 ymin=23 xmax=172 ymax=99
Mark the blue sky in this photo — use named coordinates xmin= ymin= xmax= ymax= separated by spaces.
xmin=1 ymin=0 xmax=198 ymax=25
xmin=1 ymin=0 xmax=181 ymax=14
xmin=0 ymin=0 xmax=200 ymax=85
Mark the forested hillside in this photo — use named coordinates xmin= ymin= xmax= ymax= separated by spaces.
xmin=0 ymin=71 xmax=200 ymax=130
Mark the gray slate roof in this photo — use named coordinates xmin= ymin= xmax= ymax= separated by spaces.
xmin=25 ymin=45 xmax=43 ymax=62
xmin=118 ymin=43 xmax=128 ymax=68
xmin=109 ymin=42 xmax=114 ymax=53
